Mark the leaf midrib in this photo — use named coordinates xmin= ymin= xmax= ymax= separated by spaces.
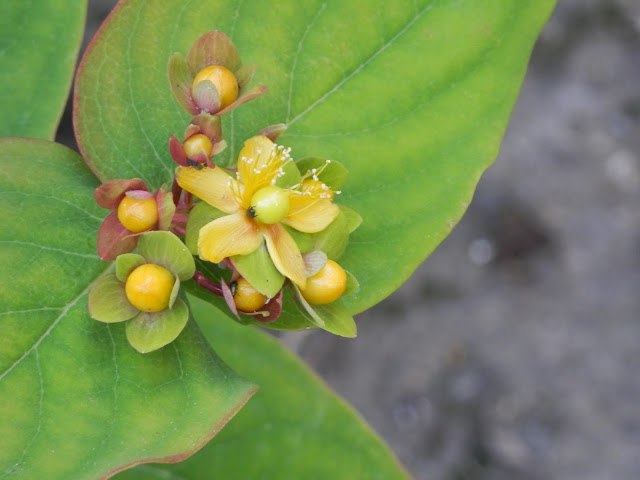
xmin=286 ymin=0 xmax=436 ymax=127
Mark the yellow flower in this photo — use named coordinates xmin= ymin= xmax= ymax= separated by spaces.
xmin=177 ymin=135 xmax=340 ymax=288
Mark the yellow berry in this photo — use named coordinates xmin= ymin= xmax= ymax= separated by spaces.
xmin=125 ymin=264 xmax=175 ymax=312
xmin=233 ymin=277 xmax=268 ymax=313
xmin=300 ymin=260 xmax=347 ymax=305
xmin=117 ymin=195 xmax=158 ymax=233
xmin=192 ymin=65 xmax=239 ymax=110
xmin=183 ymin=133 xmax=213 ymax=159
xmin=249 ymin=186 xmax=290 ymax=224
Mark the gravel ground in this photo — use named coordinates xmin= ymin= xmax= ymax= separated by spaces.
xmin=65 ymin=1 xmax=640 ymax=479
xmin=293 ymin=2 xmax=640 ymax=479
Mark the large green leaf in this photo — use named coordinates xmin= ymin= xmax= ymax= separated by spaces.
xmin=0 ymin=1 xmax=86 ymax=139
xmin=74 ymin=0 xmax=555 ymax=316
xmin=0 ymin=139 xmax=255 ymax=479
xmin=114 ymin=296 xmax=410 ymax=479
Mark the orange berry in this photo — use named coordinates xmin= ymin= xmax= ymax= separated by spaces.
xmin=117 ymin=195 xmax=158 ymax=233
xmin=300 ymin=260 xmax=347 ymax=305
xmin=233 ymin=277 xmax=268 ymax=313
xmin=192 ymin=65 xmax=239 ymax=110
xmin=125 ymin=264 xmax=175 ymax=312
xmin=183 ymin=133 xmax=213 ymax=159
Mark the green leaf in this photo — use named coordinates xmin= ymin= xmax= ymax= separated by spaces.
xmin=74 ymin=0 xmax=555 ymax=320
xmin=0 ymin=1 xmax=86 ymax=139
xmin=114 ymin=296 xmax=409 ymax=480
xmin=0 ymin=139 xmax=255 ymax=479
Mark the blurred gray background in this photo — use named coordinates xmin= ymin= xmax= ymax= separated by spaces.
xmin=61 ymin=1 xmax=640 ymax=479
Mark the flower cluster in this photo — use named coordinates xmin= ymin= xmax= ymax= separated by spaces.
xmin=89 ymin=31 xmax=361 ymax=352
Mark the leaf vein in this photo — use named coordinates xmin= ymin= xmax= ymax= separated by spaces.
xmin=127 ymin=8 xmax=173 ymax=180
xmin=0 ymin=240 xmax=99 ymax=259
xmin=287 ymin=1 xmax=436 ymax=127
xmin=0 ymin=307 xmax=62 ymax=317
xmin=1 ymin=191 xmax=103 ymax=221
xmin=286 ymin=2 xmax=327 ymax=123
xmin=0 ymin=268 xmax=108 ymax=382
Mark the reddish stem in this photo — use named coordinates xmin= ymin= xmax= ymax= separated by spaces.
xmin=172 ymin=177 xmax=182 ymax=206
xmin=172 ymin=213 xmax=189 ymax=224
xmin=194 ymin=271 xmax=223 ymax=296
xmin=173 ymin=225 xmax=186 ymax=236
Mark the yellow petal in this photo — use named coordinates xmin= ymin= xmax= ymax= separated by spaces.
xmin=283 ymin=196 xmax=340 ymax=233
xmin=198 ymin=212 xmax=263 ymax=263
xmin=263 ymin=223 xmax=307 ymax=288
xmin=237 ymin=136 xmax=284 ymax=202
xmin=176 ymin=166 xmax=241 ymax=214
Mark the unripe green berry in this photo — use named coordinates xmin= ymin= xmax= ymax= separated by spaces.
xmin=249 ymin=185 xmax=290 ymax=224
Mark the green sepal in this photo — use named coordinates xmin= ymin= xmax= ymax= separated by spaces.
xmin=115 ymin=253 xmax=146 ymax=282
xmin=125 ymin=297 xmax=190 ymax=353
xmin=283 ymin=225 xmax=314 ymax=254
xmin=339 ymin=204 xmax=362 ymax=233
xmin=235 ymin=63 xmax=256 ymax=91
xmin=156 ymin=185 xmax=177 ymax=231
xmin=344 ymin=270 xmax=360 ymax=296
xmin=169 ymin=276 xmax=181 ymax=309
xmin=167 ymin=52 xmax=198 ymax=115
xmin=303 ymin=250 xmax=328 ymax=278
xmin=292 ymin=285 xmax=357 ymax=338
xmin=258 ymin=123 xmax=287 ymax=142
xmin=186 ymin=30 xmax=242 ymax=76
xmin=312 ymin=209 xmax=352 ymax=260
xmin=88 ymin=274 xmax=138 ymax=323
xmin=192 ymin=80 xmax=221 ymax=114
xmin=275 ymin=159 xmax=301 ymax=188
xmin=296 ymin=157 xmax=348 ymax=191
xmin=185 ymin=202 xmax=227 ymax=254
xmin=230 ymin=243 xmax=284 ymax=298
xmin=137 ymin=231 xmax=195 ymax=281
